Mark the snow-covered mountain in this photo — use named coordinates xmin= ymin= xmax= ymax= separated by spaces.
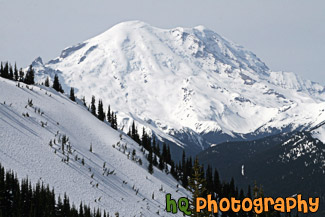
xmin=32 ymin=20 xmax=325 ymax=157
xmin=0 ymin=77 xmax=189 ymax=216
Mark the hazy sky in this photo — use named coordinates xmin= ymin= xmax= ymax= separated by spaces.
xmin=0 ymin=0 xmax=324 ymax=83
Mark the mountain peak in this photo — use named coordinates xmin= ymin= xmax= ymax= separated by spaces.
xmin=32 ymin=56 xmax=43 ymax=66
xmin=109 ymin=20 xmax=152 ymax=30
xmin=34 ymin=21 xmax=325 ymax=155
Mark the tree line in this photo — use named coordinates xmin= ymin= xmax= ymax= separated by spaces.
xmin=0 ymin=62 xmax=34 ymax=85
xmin=0 ymin=163 xmax=109 ymax=217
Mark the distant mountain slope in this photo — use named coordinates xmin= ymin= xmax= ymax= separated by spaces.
xmin=0 ymin=77 xmax=189 ymax=217
xmin=32 ymin=21 xmax=325 ymax=157
xmin=198 ymin=130 xmax=325 ymax=215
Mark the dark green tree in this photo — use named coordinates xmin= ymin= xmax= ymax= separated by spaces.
xmin=19 ymin=68 xmax=24 ymax=82
xmin=97 ymin=99 xmax=105 ymax=121
xmin=107 ymin=105 xmax=111 ymax=123
xmin=148 ymin=147 xmax=154 ymax=174
xmin=8 ymin=64 xmax=13 ymax=80
xmin=91 ymin=96 xmax=96 ymax=116
xmin=52 ymin=74 xmax=64 ymax=93
xmin=188 ymin=158 xmax=209 ymax=216
xmin=0 ymin=62 xmax=3 ymax=78
xmin=1 ymin=62 xmax=9 ymax=78
xmin=44 ymin=77 xmax=50 ymax=87
xmin=14 ymin=63 xmax=19 ymax=81
xmin=70 ymin=87 xmax=76 ymax=101
xmin=24 ymin=65 xmax=35 ymax=85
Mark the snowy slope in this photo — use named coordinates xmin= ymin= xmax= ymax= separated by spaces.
xmin=0 ymin=77 xmax=189 ymax=217
xmin=32 ymin=20 xmax=325 ymax=155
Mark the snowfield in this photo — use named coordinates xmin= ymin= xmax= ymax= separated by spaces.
xmin=31 ymin=21 xmax=325 ymax=154
xmin=0 ymin=77 xmax=189 ymax=217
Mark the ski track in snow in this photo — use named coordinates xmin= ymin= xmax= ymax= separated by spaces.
xmin=0 ymin=78 xmax=189 ymax=217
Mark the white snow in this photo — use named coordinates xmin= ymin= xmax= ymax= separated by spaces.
xmin=0 ymin=77 xmax=189 ymax=217
xmin=280 ymin=133 xmax=325 ymax=171
xmin=241 ymin=165 xmax=245 ymax=176
xmin=32 ymin=20 xmax=325 ymax=150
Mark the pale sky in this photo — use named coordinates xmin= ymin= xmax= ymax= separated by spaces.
xmin=0 ymin=0 xmax=324 ymax=84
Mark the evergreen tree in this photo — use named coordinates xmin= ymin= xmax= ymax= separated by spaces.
xmin=213 ymin=169 xmax=221 ymax=199
xmin=131 ymin=121 xmax=137 ymax=140
xmin=91 ymin=96 xmax=96 ymax=116
xmin=162 ymin=143 xmax=167 ymax=163
xmin=19 ymin=68 xmax=24 ymax=82
xmin=0 ymin=62 xmax=3 ymax=78
xmin=107 ymin=105 xmax=111 ymax=123
xmin=205 ymin=165 xmax=213 ymax=195
xmin=52 ymin=74 xmax=64 ymax=93
xmin=82 ymin=96 xmax=86 ymax=107
xmin=166 ymin=145 xmax=171 ymax=164
xmin=24 ymin=65 xmax=35 ymax=85
xmin=148 ymin=147 xmax=154 ymax=174
xmin=70 ymin=87 xmax=76 ymax=101
xmin=111 ymin=112 xmax=118 ymax=130
xmin=44 ymin=77 xmax=50 ymax=87
xmin=8 ymin=64 xmax=13 ymax=80
xmin=0 ymin=163 xmax=102 ymax=217
xmin=97 ymin=100 xmax=105 ymax=121
xmin=158 ymin=153 xmax=165 ymax=171
xmin=188 ymin=158 xmax=209 ymax=216
xmin=153 ymin=154 xmax=158 ymax=167
xmin=2 ymin=62 xmax=9 ymax=79
xmin=181 ymin=150 xmax=189 ymax=188
xmin=14 ymin=63 xmax=18 ymax=81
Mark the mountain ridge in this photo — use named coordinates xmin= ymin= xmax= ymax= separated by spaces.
xmin=31 ymin=20 xmax=325 ymax=157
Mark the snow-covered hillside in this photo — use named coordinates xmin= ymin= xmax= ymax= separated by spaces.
xmin=0 ymin=77 xmax=188 ymax=217
xmin=32 ymin=20 xmax=325 ymax=155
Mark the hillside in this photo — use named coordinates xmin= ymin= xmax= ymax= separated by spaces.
xmin=0 ymin=77 xmax=189 ymax=217
xmin=198 ymin=130 xmax=325 ymax=215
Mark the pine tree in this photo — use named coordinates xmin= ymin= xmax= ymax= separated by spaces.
xmin=153 ymin=154 xmax=158 ymax=166
xmin=2 ymin=62 xmax=9 ymax=78
xmin=213 ymin=169 xmax=221 ymax=199
xmin=107 ymin=105 xmax=111 ymax=123
xmin=112 ymin=113 xmax=118 ymax=130
xmin=148 ymin=147 xmax=154 ymax=174
xmin=70 ymin=87 xmax=76 ymax=101
xmin=24 ymin=65 xmax=35 ymax=85
xmin=8 ymin=64 xmax=13 ymax=80
xmin=97 ymin=99 xmax=105 ymax=121
xmin=91 ymin=96 xmax=96 ymax=116
xmin=14 ymin=63 xmax=18 ymax=81
xmin=206 ymin=165 xmax=213 ymax=195
xmin=0 ymin=163 xmax=101 ymax=217
xmin=166 ymin=145 xmax=171 ymax=164
xmin=44 ymin=76 xmax=50 ymax=87
xmin=158 ymin=153 xmax=165 ymax=171
xmin=131 ymin=121 xmax=136 ymax=140
xmin=82 ymin=96 xmax=86 ymax=107
xmin=181 ymin=150 xmax=189 ymax=188
xmin=19 ymin=68 xmax=24 ymax=82
xmin=0 ymin=62 xmax=3 ymax=78
xmin=52 ymin=74 xmax=64 ymax=93
xmin=162 ymin=143 xmax=167 ymax=163
xmin=188 ymin=158 xmax=210 ymax=216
